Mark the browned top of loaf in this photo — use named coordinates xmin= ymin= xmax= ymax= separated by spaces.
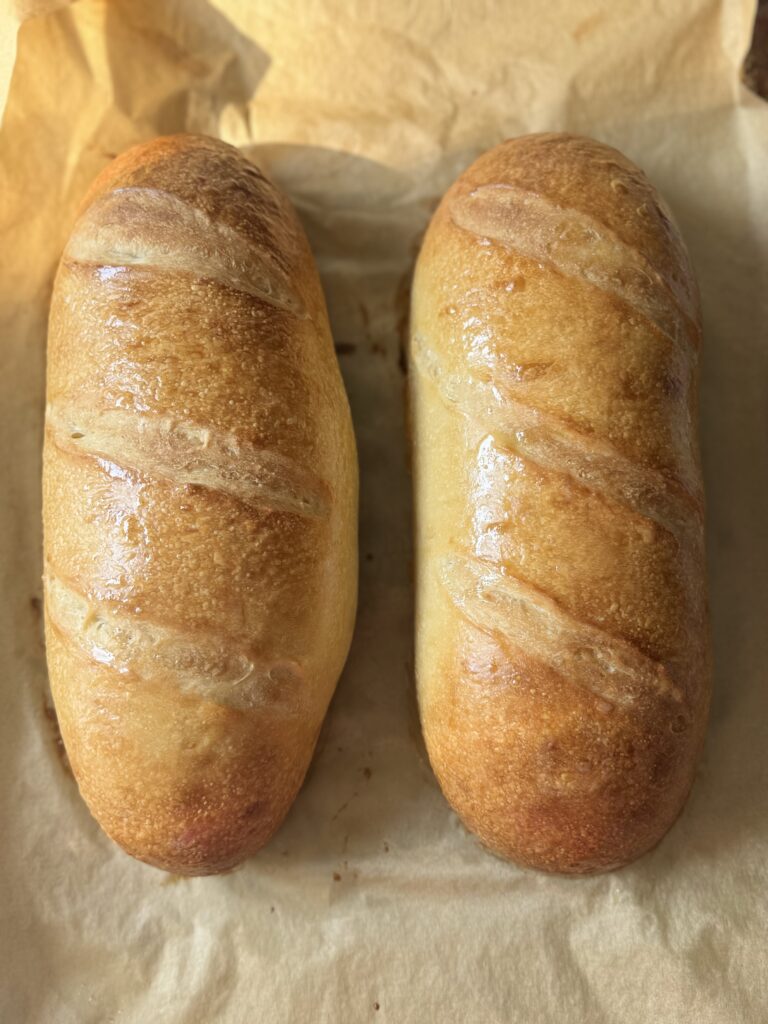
xmin=457 ymin=134 xmax=699 ymax=316
xmin=79 ymin=135 xmax=297 ymax=278
xmin=44 ymin=135 xmax=356 ymax=873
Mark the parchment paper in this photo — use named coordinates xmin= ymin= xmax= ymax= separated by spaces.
xmin=1 ymin=2 xmax=767 ymax=1021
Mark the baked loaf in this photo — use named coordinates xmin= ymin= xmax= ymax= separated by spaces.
xmin=43 ymin=135 xmax=357 ymax=874
xmin=410 ymin=133 xmax=709 ymax=873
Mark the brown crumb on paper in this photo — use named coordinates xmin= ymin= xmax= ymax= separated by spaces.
xmin=332 ymin=872 xmax=341 ymax=881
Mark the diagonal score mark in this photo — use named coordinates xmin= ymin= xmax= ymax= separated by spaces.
xmin=45 ymin=573 xmax=304 ymax=713
xmin=411 ymin=334 xmax=702 ymax=539
xmin=439 ymin=555 xmax=682 ymax=706
xmin=450 ymin=184 xmax=699 ymax=348
xmin=46 ymin=403 xmax=330 ymax=519
xmin=66 ymin=186 xmax=307 ymax=316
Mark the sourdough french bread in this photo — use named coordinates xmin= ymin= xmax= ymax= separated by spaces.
xmin=43 ymin=135 xmax=358 ymax=874
xmin=410 ymin=133 xmax=709 ymax=873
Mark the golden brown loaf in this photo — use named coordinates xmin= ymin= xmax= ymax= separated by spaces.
xmin=410 ymin=133 xmax=710 ymax=874
xmin=43 ymin=135 xmax=358 ymax=875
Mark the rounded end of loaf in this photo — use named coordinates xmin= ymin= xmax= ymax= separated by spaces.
xmin=74 ymin=766 xmax=304 ymax=877
xmin=100 ymin=814 xmax=280 ymax=877
xmin=419 ymin=621 xmax=710 ymax=876
xmin=44 ymin=618 xmax=320 ymax=876
xmin=429 ymin=764 xmax=699 ymax=878
xmin=97 ymin=799 xmax=289 ymax=877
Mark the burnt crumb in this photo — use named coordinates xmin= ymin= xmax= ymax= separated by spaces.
xmin=42 ymin=700 xmax=72 ymax=775
xmin=29 ymin=596 xmax=42 ymax=619
xmin=383 ymin=842 xmax=390 ymax=853
xmin=270 ymin=906 xmax=275 ymax=913
xmin=374 ymin=1002 xmax=380 ymax=1011
xmin=362 ymin=767 xmax=372 ymax=780
xmin=336 ymin=860 xmax=359 ymax=881
xmin=334 ymin=342 xmax=356 ymax=356
xmin=331 ymin=797 xmax=354 ymax=822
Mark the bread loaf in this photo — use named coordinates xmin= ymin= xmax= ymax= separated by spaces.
xmin=410 ymin=133 xmax=709 ymax=873
xmin=43 ymin=135 xmax=357 ymax=874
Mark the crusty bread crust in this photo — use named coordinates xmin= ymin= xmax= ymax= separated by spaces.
xmin=410 ymin=134 xmax=709 ymax=873
xmin=44 ymin=135 xmax=357 ymax=874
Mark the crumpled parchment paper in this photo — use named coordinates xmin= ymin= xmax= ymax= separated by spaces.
xmin=1 ymin=2 xmax=767 ymax=1021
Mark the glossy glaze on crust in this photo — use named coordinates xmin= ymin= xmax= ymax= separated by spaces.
xmin=410 ymin=133 xmax=709 ymax=874
xmin=43 ymin=135 xmax=358 ymax=874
